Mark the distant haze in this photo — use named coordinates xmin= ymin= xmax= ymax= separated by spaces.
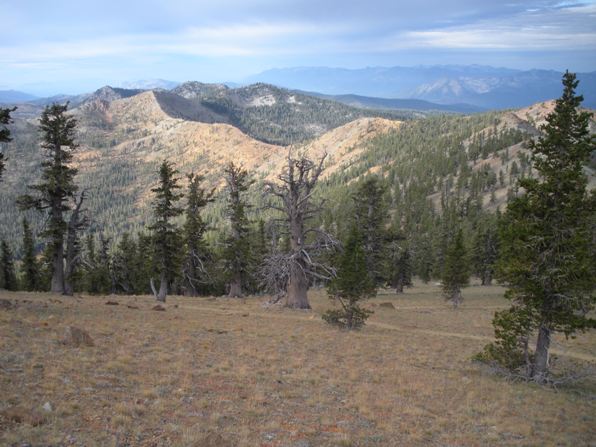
xmin=1 ymin=0 xmax=595 ymax=95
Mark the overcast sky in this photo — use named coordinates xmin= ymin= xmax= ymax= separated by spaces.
xmin=1 ymin=0 xmax=595 ymax=95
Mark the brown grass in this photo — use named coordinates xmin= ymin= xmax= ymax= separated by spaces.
xmin=1 ymin=283 xmax=594 ymax=446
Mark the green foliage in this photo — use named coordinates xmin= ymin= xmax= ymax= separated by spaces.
xmin=182 ymin=173 xmax=214 ymax=296
xmin=484 ymin=72 xmax=596 ymax=379
xmin=442 ymin=228 xmax=469 ymax=306
xmin=323 ymin=226 xmax=375 ymax=329
xmin=222 ymin=163 xmax=254 ymax=296
xmin=352 ymin=176 xmax=389 ymax=284
xmin=471 ymin=215 xmax=499 ymax=286
xmin=150 ymin=160 xmax=184 ymax=286
xmin=474 ymin=306 xmax=534 ymax=373
xmin=17 ymin=103 xmax=79 ymax=293
xmin=0 ymin=240 xmax=17 ymax=290
xmin=21 ymin=217 xmax=40 ymax=291
xmin=0 ymin=107 xmax=16 ymax=181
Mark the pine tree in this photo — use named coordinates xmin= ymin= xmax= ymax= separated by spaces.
xmin=442 ymin=229 xmax=469 ymax=308
xmin=484 ymin=72 xmax=596 ymax=383
xmin=21 ymin=217 xmax=39 ymax=291
xmin=222 ymin=162 xmax=253 ymax=297
xmin=0 ymin=107 xmax=15 ymax=181
xmin=182 ymin=173 xmax=214 ymax=296
xmin=323 ymin=226 xmax=375 ymax=329
xmin=17 ymin=103 xmax=79 ymax=294
xmin=392 ymin=247 xmax=412 ymax=294
xmin=149 ymin=160 xmax=183 ymax=302
xmin=112 ymin=232 xmax=137 ymax=294
xmin=0 ymin=240 xmax=17 ymax=291
xmin=472 ymin=216 xmax=499 ymax=286
xmin=352 ymin=176 xmax=389 ymax=285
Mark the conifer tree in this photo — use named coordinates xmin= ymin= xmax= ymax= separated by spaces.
xmin=182 ymin=173 xmax=214 ymax=296
xmin=112 ymin=232 xmax=137 ymax=294
xmin=323 ymin=226 xmax=375 ymax=329
xmin=0 ymin=107 xmax=15 ymax=181
xmin=483 ymin=72 xmax=596 ymax=382
xmin=21 ymin=217 xmax=39 ymax=291
xmin=0 ymin=240 xmax=17 ymax=291
xmin=17 ymin=103 xmax=79 ymax=294
xmin=442 ymin=229 xmax=469 ymax=308
xmin=149 ymin=160 xmax=183 ymax=302
xmin=222 ymin=162 xmax=253 ymax=297
xmin=472 ymin=216 xmax=499 ymax=286
xmin=392 ymin=247 xmax=412 ymax=294
xmin=352 ymin=176 xmax=389 ymax=285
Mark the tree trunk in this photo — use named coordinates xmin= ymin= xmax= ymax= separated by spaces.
xmin=51 ymin=245 xmax=64 ymax=294
xmin=395 ymin=277 xmax=404 ymax=294
xmin=286 ymin=265 xmax=310 ymax=309
xmin=481 ymin=271 xmax=492 ymax=286
xmin=156 ymin=272 xmax=167 ymax=302
xmin=228 ymin=275 xmax=243 ymax=297
xmin=532 ymin=324 xmax=551 ymax=383
xmin=451 ymin=288 xmax=462 ymax=309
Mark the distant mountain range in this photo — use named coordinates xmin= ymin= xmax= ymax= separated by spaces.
xmin=299 ymin=91 xmax=484 ymax=114
xmin=0 ymin=90 xmax=39 ymax=103
xmin=245 ymin=65 xmax=596 ymax=109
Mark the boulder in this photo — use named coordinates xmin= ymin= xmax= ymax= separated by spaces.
xmin=379 ymin=302 xmax=395 ymax=309
xmin=152 ymin=304 xmax=166 ymax=311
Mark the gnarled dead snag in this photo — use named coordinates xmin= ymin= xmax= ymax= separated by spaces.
xmin=262 ymin=152 xmax=337 ymax=309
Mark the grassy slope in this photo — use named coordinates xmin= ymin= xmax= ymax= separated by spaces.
xmin=0 ymin=284 xmax=594 ymax=446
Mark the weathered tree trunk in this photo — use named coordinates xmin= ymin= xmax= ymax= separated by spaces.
xmin=395 ymin=278 xmax=404 ymax=294
xmin=153 ymin=272 xmax=167 ymax=302
xmin=228 ymin=274 xmax=243 ymax=297
xmin=286 ymin=264 xmax=310 ymax=309
xmin=532 ymin=325 xmax=551 ymax=383
xmin=481 ymin=271 xmax=492 ymax=286
xmin=451 ymin=288 xmax=462 ymax=309
xmin=51 ymin=244 xmax=64 ymax=294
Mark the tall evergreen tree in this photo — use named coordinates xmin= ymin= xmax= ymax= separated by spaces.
xmin=0 ymin=240 xmax=17 ymax=291
xmin=21 ymin=217 xmax=39 ymax=291
xmin=442 ymin=228 xmax=469 ymax=309
xmin=485 ymin=72 xmax=596 ymax=382
xmin=323 ymin=226 xmax=375 ymax=329
xmin=149 ymin=160 xmax=183 ymax=302
xmin=112 ymin=232 xmax=137 ymax=294
xmin=17 ymin=103 xmax=79 ymax=294
xmin=182 ymin=173 xmax=214 ymax=296
xmin=0 ymin=107 xmax=16 ymax=181
xmin=222 ymin=162 xmax=253 ymax=297
xmin=472 ymin=215 xmax=499 ymax=286
xmin=352 ymin=176 xmax=389 ymax=285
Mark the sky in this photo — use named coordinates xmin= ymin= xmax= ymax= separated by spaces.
xmin=1 ymin=0 xmax=596 ymax=95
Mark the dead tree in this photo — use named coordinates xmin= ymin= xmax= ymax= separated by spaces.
xmin=64 ymin=192 xmax=89 ymax=296
xmin=262 ymin=152 xmax=337 ymax=309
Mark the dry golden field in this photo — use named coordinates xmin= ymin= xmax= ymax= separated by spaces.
xmin=0 ymin=283 xmax=594 ymax=446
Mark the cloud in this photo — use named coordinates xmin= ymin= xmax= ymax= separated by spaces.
xmin=400 ymin=3 xmax=596 ymax=50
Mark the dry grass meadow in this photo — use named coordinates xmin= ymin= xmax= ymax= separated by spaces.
xmin=1 ymin=283 xmax=594 ymax=446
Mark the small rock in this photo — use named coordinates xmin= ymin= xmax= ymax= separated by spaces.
xmin=105 ymin=300 xmax=119 ymax=305
xmin=0 ymin=299 xmax=13 ymax=310
xmin=126 ymin=305 xmax=140 ymax=310
xmin=62 ymin=326 xmax=95 ymax=347
xmin=152 ymin=304 xmax=166 ymax=311
xmin=42 ymin=402 xmax=53 ymax=412
xmin=379 ymin=302 xmax=395 ymax=309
